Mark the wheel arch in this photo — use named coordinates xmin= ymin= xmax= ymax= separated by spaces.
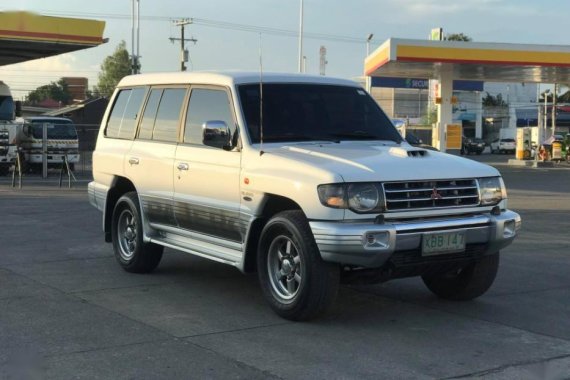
xmin=241 ymin=193 xmax=303 ymax=273
xmin=104 ymin=176 xmax=137 ymax=242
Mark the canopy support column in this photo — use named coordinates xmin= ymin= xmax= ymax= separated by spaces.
xmin=436 ymin=67 xmax=453 ymax=152
xmin=475 ymin=92 xmax=483 ymax=138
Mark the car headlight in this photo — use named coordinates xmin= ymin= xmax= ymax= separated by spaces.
xmin=318 ymin=183 xmax=384 ymax=213
xmin=317 ymin=184 xmax=346 ymax=209
xmin=478 ymin=177 xmax=507 ymax=206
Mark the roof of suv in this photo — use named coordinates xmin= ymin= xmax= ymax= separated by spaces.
xmin=117 ymin=71 xmax=360 ymax=89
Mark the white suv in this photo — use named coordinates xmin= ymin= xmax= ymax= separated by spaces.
xmin=89 ymin=72 xmax=521 ymax=320
xmin=490 ymin=138 xmax=516 ymax=154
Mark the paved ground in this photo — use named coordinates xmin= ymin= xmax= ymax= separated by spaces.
xmin=0 ymin=155 xmax=569 ymax=379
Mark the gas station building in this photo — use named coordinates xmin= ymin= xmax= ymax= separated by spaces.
xmin=365 ymin=38 xmax=570 ymax=152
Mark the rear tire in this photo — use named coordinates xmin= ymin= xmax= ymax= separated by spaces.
xmin=257 ymin=210 xmax=340 ymax=321
xmin=112 ymin=191 xmax=163 ymax=273
xmin=422 ymin=253 xmax=499 ymax=300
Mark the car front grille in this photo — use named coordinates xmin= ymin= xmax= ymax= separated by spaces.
xmin=383 ymin=179 xmax=480 ymax=211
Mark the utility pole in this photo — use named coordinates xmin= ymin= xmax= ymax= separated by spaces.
xmin=298 ymin=0 xmax=304 ymax=73
xmin=170 ymin=19 xmax=197 ymax=72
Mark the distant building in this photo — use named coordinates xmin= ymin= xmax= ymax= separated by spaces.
xmin=61 ymin=77 xmax=88 ymax=102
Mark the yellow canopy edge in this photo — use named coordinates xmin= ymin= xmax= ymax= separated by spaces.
xmin=0 ymin=11 xmax=105 ymax=45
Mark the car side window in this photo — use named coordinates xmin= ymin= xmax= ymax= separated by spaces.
xmin=184 ymin=88 xmax=234 ymax=145
xmin=117 ymin=87 xmax=146 ymax=139
xmin=137 ymin=89 xmax=162 ymax=140
xmin=105 ymin=87 xmax=146 ymax=139
xmin=105 ymin=90 xmax=130 ymax=138
xmin=152 ymin=88 xmax=187 ymax=142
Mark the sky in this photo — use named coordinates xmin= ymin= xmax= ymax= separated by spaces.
xmin=1 ymin=0 xmax=568 ymax=99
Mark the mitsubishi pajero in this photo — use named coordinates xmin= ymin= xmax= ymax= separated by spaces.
xmin=89 ymin=72 xmax=521 ymax=320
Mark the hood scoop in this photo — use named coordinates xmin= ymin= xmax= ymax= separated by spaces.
xmin=407 ymin=149 xmax=428 ymax=158
xmin=387 ymin=146 xmax=429 ymax=158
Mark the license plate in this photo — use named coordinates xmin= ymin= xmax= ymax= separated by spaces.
xmin=422 ymin=230 xmax=466 ymax=256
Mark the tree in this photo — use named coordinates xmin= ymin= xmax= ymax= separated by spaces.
xmin=94 ymin=41 xmax=132 ymax=98
xmin=482 ymin=92 xmax=507 ymax=107
xmin=444 ymin=33 xmax=472 ymax=42
xmin=27 ymin=79 xmax=72 ymax=105
xmin=557 ymin=90 xmax=570 ymax=103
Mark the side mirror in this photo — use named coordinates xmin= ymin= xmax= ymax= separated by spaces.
xmin=202 ymin=120 xmax=231 ymax=150
xmin=14 ymin=101 xmax=22 ymax=117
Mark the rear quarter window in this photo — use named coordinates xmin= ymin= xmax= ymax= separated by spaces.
xmin=105 ymin=87 xmax=147 ymax=139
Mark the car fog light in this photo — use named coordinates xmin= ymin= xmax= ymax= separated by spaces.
xmin=504 ymin=220 xmax=515 ymax=238
xmin=364 ymin=231 xmax=390 ymax=249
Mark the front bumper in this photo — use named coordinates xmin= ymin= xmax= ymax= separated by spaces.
xmin=28 ymin=153 xmax=79 ymax=164
xmin=310 ymin=210 xmax=521 ymax=268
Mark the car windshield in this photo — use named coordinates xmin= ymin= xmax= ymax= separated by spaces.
xmin=502 ymin=138 xmax=515 ymax=142
xmin=0 ymin=95 xmax=14 ymax=121
xmin=28 ymin=120 xmax=77 ymax=140
xmin=238 ymin=84 xmax=402 ymax=144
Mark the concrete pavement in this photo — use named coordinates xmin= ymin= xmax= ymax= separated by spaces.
xmin=0 ymin=157 xmax=569 ymax=379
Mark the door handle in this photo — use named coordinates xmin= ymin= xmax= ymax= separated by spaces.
xmin=177 ymin=162 xmax=189 ymax=171
xmin=128 ymin=157 xmax=139 ymax=165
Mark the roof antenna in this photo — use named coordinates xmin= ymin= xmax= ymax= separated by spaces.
xmin=259 ymin=32 xmax=265 ymax=156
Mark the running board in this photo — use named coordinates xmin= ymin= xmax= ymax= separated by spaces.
xmin=149 ymin=234 xmax=242 ymax=267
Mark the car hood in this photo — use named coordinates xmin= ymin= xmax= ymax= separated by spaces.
xmin=265 ymin=141 xmax=500 ymax=182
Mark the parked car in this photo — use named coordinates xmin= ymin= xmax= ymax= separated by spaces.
xmin=490 ymin=138 xmax=516 ymax=154
xmin=88 ymin=72 xmax=521 ymax=321
xmin=462 ymin=137 xmax=485 ymax=155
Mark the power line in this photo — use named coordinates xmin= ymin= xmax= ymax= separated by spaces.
xmin=39 ymin=10 xmax=369 ymax=44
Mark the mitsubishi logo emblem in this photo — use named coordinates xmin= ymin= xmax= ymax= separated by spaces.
xmin=431 ymin=187 xmax=443 ymax=200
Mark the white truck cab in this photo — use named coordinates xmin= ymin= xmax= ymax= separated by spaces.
xmin=89 ymin=72 xmax=521 ymax=320
xmin=20 ymin=116 xmax=80 ymax=171
xmin=0 ymin=81 xmax=20 ymax=173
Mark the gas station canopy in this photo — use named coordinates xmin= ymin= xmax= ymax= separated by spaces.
xmin=365 ymin=38 xmax=570 ymax=83
xmin=0 ymin=11 xmax=106 ymax=67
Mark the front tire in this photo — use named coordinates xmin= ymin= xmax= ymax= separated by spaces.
xmin=257 ymin=210 xmax=340 ymax=321
xmin=421 ymin=253 xmax=499 ymax=300
xmin=112 ymin=192 xmax=163 ymax=273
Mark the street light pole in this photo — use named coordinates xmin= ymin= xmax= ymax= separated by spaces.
xmin=365 ymin=33 xmax=373 ymax=93
xmin=298 ymin=0 xmax=304 ymax=73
